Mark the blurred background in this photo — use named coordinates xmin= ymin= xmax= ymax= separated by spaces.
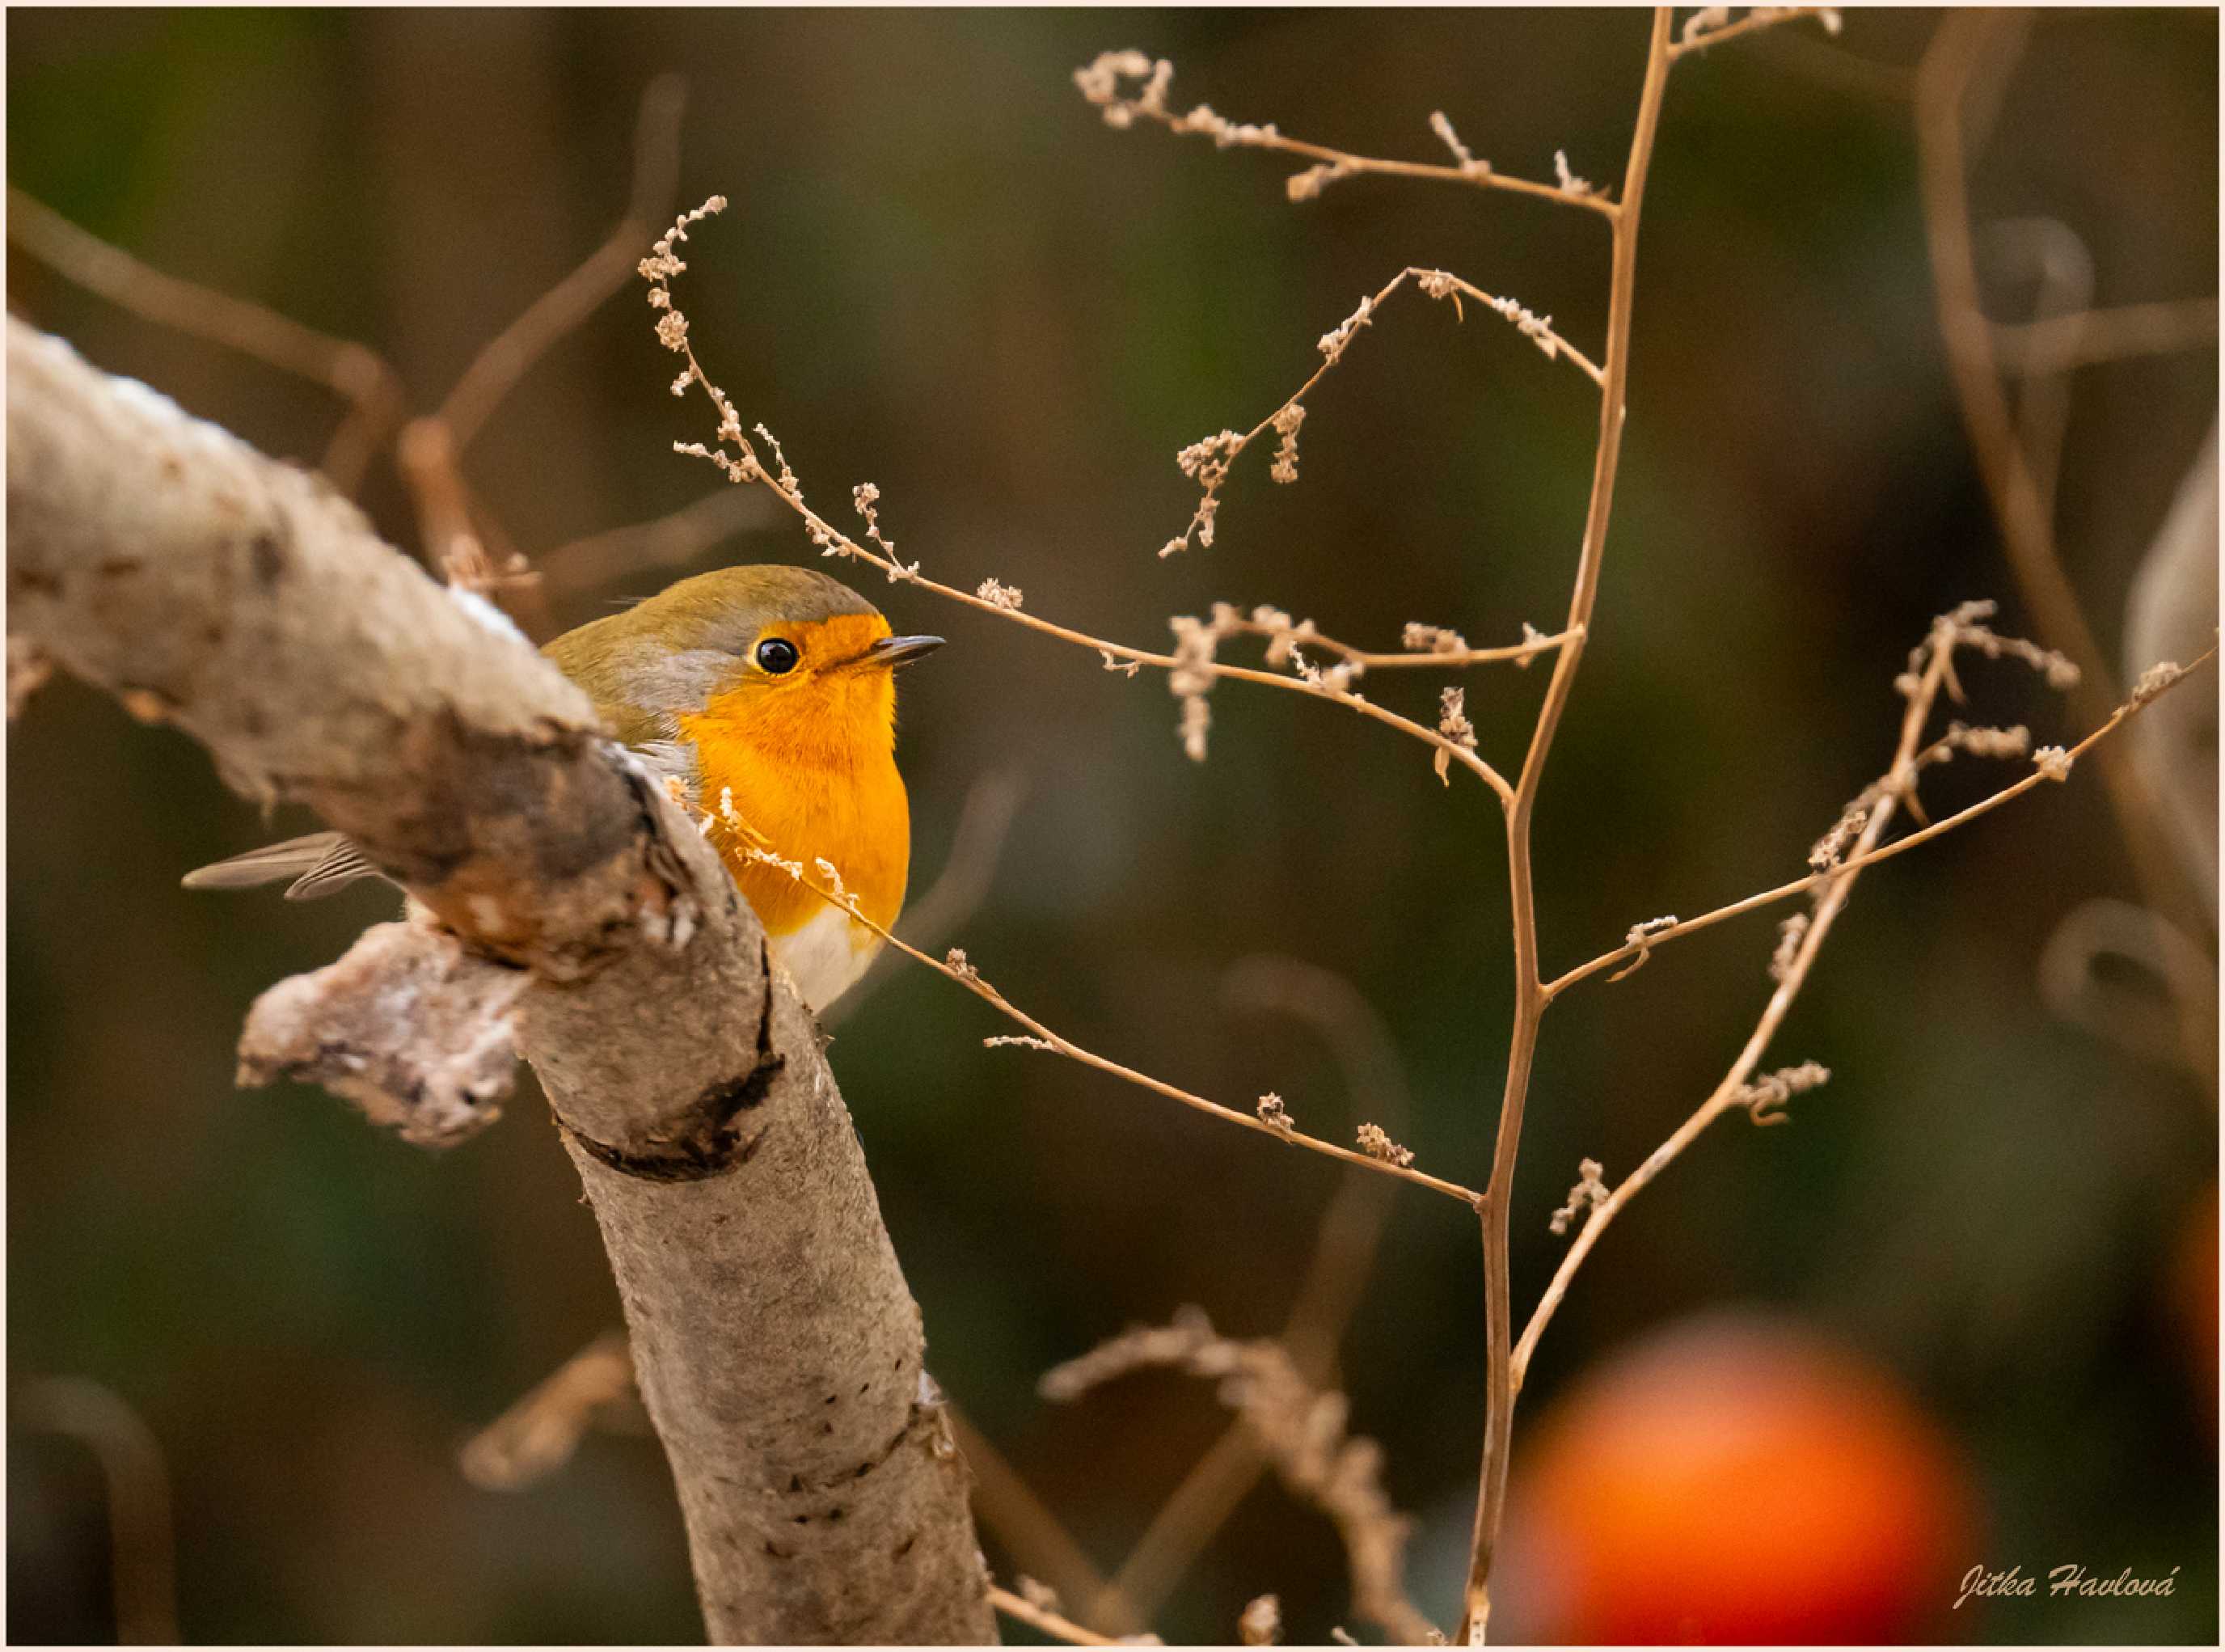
xmin=7 ymin=7 xmax=2216 ymax=1645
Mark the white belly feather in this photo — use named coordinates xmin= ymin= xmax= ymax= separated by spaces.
xmin=769 ymin=904 xmax=883 ymax=1014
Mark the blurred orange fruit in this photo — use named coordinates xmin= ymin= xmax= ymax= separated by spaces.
xmin=1501 ymin=1312 xmax=1974 ymax=1644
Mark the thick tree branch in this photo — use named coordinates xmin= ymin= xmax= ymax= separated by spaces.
xmin=5 ymin=317 xmax=992 ymax=1645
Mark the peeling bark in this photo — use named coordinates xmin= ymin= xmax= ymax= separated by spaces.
xmin=6 ymin=319 xmax=993 ymax=1644
xmin=237 ymin=919 xmax=526 ymax=1147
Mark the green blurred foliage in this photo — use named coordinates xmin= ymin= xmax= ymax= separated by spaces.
xmin=7 ymin=8 xmax=2215 ymax=1644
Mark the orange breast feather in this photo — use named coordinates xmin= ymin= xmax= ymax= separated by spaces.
xmin=678 ymin=659 xmax=910 ymax=944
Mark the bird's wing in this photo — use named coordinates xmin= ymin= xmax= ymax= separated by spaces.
xmin=184 ymin=736 xmax=705 ymax=901
xmin=185 ymin=630 xmax=704 ymax=900
xmin=180 ymin=831 xmax=385 ymax=900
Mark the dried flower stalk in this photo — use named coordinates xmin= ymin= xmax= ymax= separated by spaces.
xmin=625 ymin=12 xmax=2210 ymax=1642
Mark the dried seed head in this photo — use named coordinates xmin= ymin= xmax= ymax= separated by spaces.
xmin=1019 ymin=1578 xmax=1061 ymax=1613
xmin=1269 ymin=402 xmax=1307 ymax=485
xmin=1809 ymin=803 xmax=1868 ymax=872
xmin=1734 ymin=1059 xmax=1831 ymax=1126
xmin=2131 ymin=660 xmax=2186 ymax=705
xmin=1356 ymin=1122 xmax=1415 ymax=1168
xmin=1549 ymin=1158 xmax=1609 ymax=1236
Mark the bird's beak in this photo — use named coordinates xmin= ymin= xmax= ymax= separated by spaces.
xmin=868 ymin=634 xmax=945 ymax=670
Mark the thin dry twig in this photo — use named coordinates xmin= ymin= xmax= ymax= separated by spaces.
xmin=437 ymin=74 xmax=689 ymax=445
xmin=641 ymin=201 xmax=1526 ymax=801
xmin=1153 ymin=267 xmax=1600 ymax=560
xmin=1915 ymin=9 xmax=2212 ymax=986
xmin=1042 ymin=1309 xmax=1439 ymax=1646
xmin=458 ymin=1331 xmax=643 ymax=1491
xmin=947 ymin=1409 xmax=1117 ymax=1632
xmin=1459 ymin=14 xmax=1677 ymax=1638
xmin=1088 ymin=960 xmax=1412 ymax=1630
xmin=824 ymin=770 xmax=1028 ymax=1028
xmin=6 ymin=186 xmax=406 ymax=495
xmin=10 ymin=74 xmax=700 ymax=610
xmin=1540 ymin=640 xmax=2219 ymax=1002
xmin=1510 ymin=623 xmax=2218 ymax=1387
xmin=988 ymin=1584 xmax=1131 ymax=1647
xmin=1073 ymin=49 xmax=1621 ymax=218
xmin=618 ymin=19 xmax=2212 ymax=1643
xmin=536 ymin=486 xmax=776 ymax=597
xmin=1990 ymin=296 xmax=2220 ymax=376
xmin=1916 ymin=12 xmax=2119 ymax=714
xmin=1670 ymin=6 xmax=1843 ymax=61
xmin=731 ymin=843 xmax=1483 ymax=1206
xmin=399 ymin=74 xmax=692 ymax=606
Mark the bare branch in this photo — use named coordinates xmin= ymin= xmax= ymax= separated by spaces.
xmin=15 ymin=1377 xmax=179 ymax=1645
xmin=238 ymin=919 xmax=526 ymax=1147
xmin=1541 ymin=639 xmax=2218 ymax=1001
xmin=438 ymin=74 xmax=690 ymax=445
xmin=1091 ymin=959 xmax=1410 ymax=1629
xmin=1155 ymin=268 xmax=1599 ymax=559
xmin=1074 ymin=49 xmax=1621 ymax=218
xmin=6 ymin=318 xmax=992 ymax=1643
xmin=738 ymin=843 xmax=1485 ymax=1206
xmin=1460 ymin=14 xmax=1676 ymax=1637
xmin=460 ymin=1331 xmax=644 ymax=1491
xmin=1991 ymin=296 xmax=2220 ymax=375
xmin=1915 ymin=7 xmax=2214 ymax=1003
xmin=6 ymin=186 xmax=407 ymax=494
xmin=823 ymin=769 xmax=1027 ymax=1027
xmin=990 ymin=1584 xmax=1130 ymax=1646
xmin=1512 ymin=619 xmax=2217 ymax=1387
xmin=391 ymin=74 xmax=695 ymax=618
xmin=643 ymin=213 xmax=1523 ymax=801
xmin=1042 ymin=1309 xmax=1439 ymax=1646
xmin=537 ymin=485 xmax=777 ymax=598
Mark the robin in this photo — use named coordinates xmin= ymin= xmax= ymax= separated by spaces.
xmin=184 ymin=564 xmax=944 ymax=1013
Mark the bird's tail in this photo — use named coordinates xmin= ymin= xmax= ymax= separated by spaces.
xmin=180 ymin=831 xmax=385 ymax=900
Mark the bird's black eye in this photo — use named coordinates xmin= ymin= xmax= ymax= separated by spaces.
xmin=755 ymin=637 xmax=800 ymax=674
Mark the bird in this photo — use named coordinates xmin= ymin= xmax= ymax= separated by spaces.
xmin=184 ymin=564 xmax=944 ymax=1014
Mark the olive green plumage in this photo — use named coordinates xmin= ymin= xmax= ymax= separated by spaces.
xmin=183 ymin=564 xmax=886 ymax=899
xmin=543 ymin=564 xmax=879 ymax=746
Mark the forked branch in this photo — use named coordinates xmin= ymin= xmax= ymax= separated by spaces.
xmin=1514 ymin=616 xmax=2215 ymax=1388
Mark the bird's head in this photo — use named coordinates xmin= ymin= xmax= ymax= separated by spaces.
xmin=547 ymin=564 xmax=943 ymax=760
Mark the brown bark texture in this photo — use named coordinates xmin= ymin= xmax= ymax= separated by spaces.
xmin=5 ymin=318 xmax=994 ymax=1645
